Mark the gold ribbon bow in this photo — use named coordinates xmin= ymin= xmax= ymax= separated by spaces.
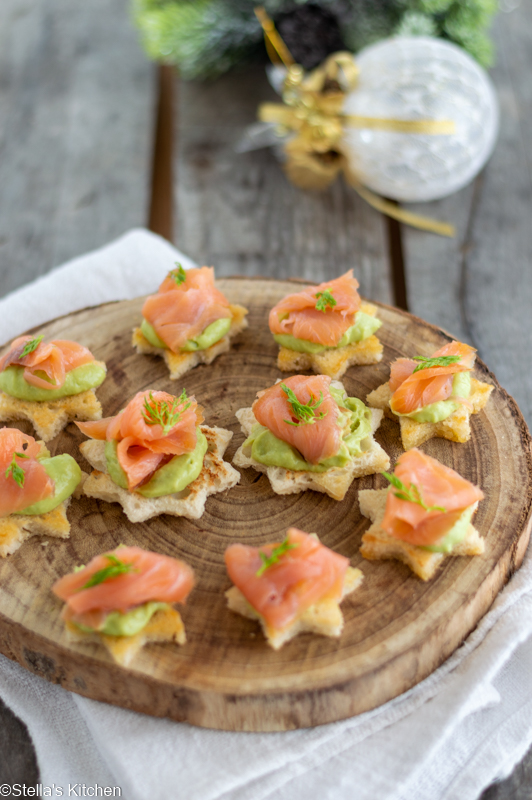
xmin=255 ymin=7 xmax=455 ymax=237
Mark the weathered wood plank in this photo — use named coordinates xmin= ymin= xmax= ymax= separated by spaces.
xmin=401 ymin=4 xmax=532 ymax=424
xmin=174 ymin=67 xmax=392 ymax=303
xmin=402 ymin=6 xmax=532 ymax=796
xmin=0 ymin=0 xmax=156 ymax=297
xmin=0 ymin=0 xmax=157 ymax=783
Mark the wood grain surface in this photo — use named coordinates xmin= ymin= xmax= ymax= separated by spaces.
xmin=0 ymin=278 xmax=530 ymax=732
xmin=0 ymin=0 xmax=155 ymax=297
xmin=402 ymin=2 xmax=532 ymax=424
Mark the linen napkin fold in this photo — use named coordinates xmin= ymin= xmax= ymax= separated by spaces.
xmin=0 ymin=228 xmax=531 ymax=800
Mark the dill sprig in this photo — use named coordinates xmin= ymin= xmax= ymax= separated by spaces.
xmin=168 ymin=262 xmax=187 ymax=286
xmin=5 ymin=451 xmax=29 ymax=487
xmin=315 ymin=289 xmax=337 ymax=313
xmin=382 ymin=471 xmax=446 ymax=513
xmin=412 ymin=355 xmax=461 ymax=373
xmin=20 ymin=335 xmax=44 ymax=359
xmin=281 ymin=383 xmax=328 ymax=426
xmin=256 ymin=538 xmax=299 ymax=577
xmin=142 ymin=390 xmax=192 ymax=435
xmin=82 ymin=554 xmax=138 ymax=589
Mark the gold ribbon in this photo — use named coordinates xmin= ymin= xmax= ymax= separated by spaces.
xmin=254 ymin=7 xmax=456 ymax=237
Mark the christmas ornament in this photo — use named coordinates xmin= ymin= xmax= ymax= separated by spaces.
xmin=239 ymin=11 xmax=499 ymax=235
xmin=342 ymin=37 xmax=499 ymax=202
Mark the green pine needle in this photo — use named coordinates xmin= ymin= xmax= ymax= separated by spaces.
xmin=133 ymin=0 xmax=497 ymax=76
xmin=142 ymin=390 xmax=192 ymax=435
xmin=281 ymin=383 xmax=327 ymax=426
xmin=382 ymin=471 xmax=446 ymax=513
xmin=315 ymin=289 xmax=337 ymax=313
xmin=20 ymin=336 xmax=44 ymax=359
xmin=82 ymin=554 xmax=138 ymax=589
xmin=256 ymin=538 xmax=299 ymax=577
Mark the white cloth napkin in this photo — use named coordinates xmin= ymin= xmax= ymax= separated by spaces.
xmin=0 ymin=228 xmax=531 ymax=800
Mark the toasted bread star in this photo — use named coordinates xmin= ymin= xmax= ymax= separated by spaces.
xmin=65 ymin=606 xmax=186 ymax=667
xmin=366 ymin=377 xmax=493 ymax=450
xmin=359 ymin=488 xmax=484 ymax=581
xmin=0 ymin=384 xmax=104 ymax=442
xmin=0 ymin=440 xmax=85 ymax=557
xmin=0 ymin=501 xmax=72 ymax=558
xmin=226 ymin=565 xmax=363 ymax=650
xmin=276 ymin=302 xmax=383 ymax=380
xmin=233 ymin=380 xmax=390 ymax=501
xmin=80 ymin=425 xmax=240 ymax=522
xmin=132 ymin=304 xmax=248 ymax=381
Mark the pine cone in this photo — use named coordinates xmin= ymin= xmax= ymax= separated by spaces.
xmin=275 ymin=5 xmax=346 ymax=70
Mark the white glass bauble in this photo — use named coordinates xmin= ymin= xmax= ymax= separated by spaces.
xmin=343 ymin=37 xmax=499 ymax=202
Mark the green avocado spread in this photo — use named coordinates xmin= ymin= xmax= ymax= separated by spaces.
xmin=15 ymin=454 xmax=82 ymax=516
xmin=421 ymin=505 xmax=475 ymax=553
xmin=141 ymin=317 xmax=231 ymax=352
xmin=73 ymin=601 xmax=169 ymax=637
xmin=0 ymin=362 xmax=106 ymax=402
xmin=243 ymin=387 xmax=373 ymax=473
xmin=105 ymin=428 xmax=208 ymax=497
xmin=390 ymin=372 xmax=471 ymax=424
xmin=273 ymin=310 xmax=382 ymax=354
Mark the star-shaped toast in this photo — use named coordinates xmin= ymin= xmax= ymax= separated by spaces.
xmin=359 ymin=488 xmax=484 ymax=581
xmin=80 ymin=425 xmax=240 ymax=522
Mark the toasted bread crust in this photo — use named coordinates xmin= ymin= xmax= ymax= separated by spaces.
xmin=80 ymin=425 xmax=240 ymax=522
xmin=276 ymin=303 xmax=383 ymax=380
xmin=366 ymin=377 xmax=494 ymax=450
xmin=226 ymin=565 xmax=363 ymax=649
xmin=359 ymin=488 xmax=484 ymax=581
xmin=65 ymin=606 xmax=186 ymax=667
xmin=233 ymin=380 xmax=390 ymax=501
xmin=132 ymin=304 xmax=248 ymax=381
xmin=0 ymin=499 xmax=72 ymax=558
xmin=0 ymin=440 xmax=85 ymax=556
xmin=0 ymin=369 xmax=105 ymax=441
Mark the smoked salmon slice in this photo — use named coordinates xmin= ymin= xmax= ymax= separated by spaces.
xmin=77 ymin=390 xmax=204 ymax=491
xmin=252 ymin=375 xmax=341 ymax=464
xmin=389 ymin=341 xmax=476 ymax=416
xmin=225 ymin=528 xmax=349 ymax=630
xmin=269 ymin=270 xmax=361 ymax=347
xmin=142 ymin=266 xmax=232 ymax=352
xmin=0 ymin=336 xmax=96 ymax=391
xmin=0 ymin=428 xmax=54 ymax=515
xmin=382 ymin=449 xmax=484 ymax=547
xmin=53 ymin=545 xmax=195 ymax=628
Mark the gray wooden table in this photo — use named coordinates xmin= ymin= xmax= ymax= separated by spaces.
xmin=0 ymin=0 xmax=531 ymax=796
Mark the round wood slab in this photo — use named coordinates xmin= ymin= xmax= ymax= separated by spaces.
xmin=0 ymin=278 xmax=531 ymax=732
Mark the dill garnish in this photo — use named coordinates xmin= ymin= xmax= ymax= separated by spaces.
xmin=20 ymin=336 xmax=44 ymax=359
xmin=168 ymin=263 xmax=187 ymax=286
xmin=315 ymin=289 xmax=337 ymax=313
xmin=5 ymin=452 xmax=28 ymax=487
xmin=256 ymin=538 xmax=299 ymax=577
xmin=412 ymin=355 xmax=461 ymax=373
xmin=82 ymin=554 xmax=137 ymax=589
xmin=382 ymin=471 xmax=446 ymax=513
xmin=281 ymin=383 xmax=327 ymax=426
xmin=142 ymin=390 xmax=192 ymax=435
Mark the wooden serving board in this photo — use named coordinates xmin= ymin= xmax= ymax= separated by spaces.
xmin=0 ymin=278 xmax=531 ymax=732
